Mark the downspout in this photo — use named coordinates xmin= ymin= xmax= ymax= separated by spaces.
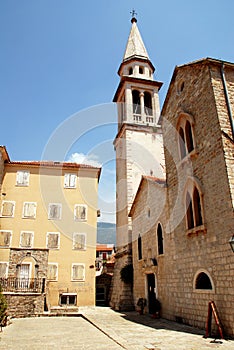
xmin=220 ymin=62 xmax=234 ymax=140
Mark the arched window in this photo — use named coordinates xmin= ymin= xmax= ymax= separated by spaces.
xmin=139 ymin=66 xmax=144 ymax=74
xmin=132 ymin=90 xmax=141 ymax=115
xmin=129 ymin=67 xmax=133 ymax=75
xmin=138 ymin=234 xmax=142 ymax=260
xmin=195 ymin=272 xmax=212 ymax=290
xmin=144 ymin=91 xmax=152 ymax=116
xmin=185 ymin=181 xmax=203 ymax=230
xmin=157 ymin=223 xmax=164 ymax=255
xmin=177 ymin=114 xmax=195 ymax=159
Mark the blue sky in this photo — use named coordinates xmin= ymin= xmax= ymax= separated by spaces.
xmin=1 ymin=1 xmax=234 ymax=222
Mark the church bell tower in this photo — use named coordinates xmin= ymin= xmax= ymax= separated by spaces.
xmin=110 ymin=15 xmax=164 ymax=310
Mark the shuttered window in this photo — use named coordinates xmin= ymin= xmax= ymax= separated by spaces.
xmin=1 ymin=201 xmax=15 ymax=217
xmin=48 ymin=203 xmax=62 ymax=220
xmin=22 ymin=202 xmax=37 ymax=218
xmin=47 ymin=263 xmax=58 ymax=280
xmin=72 ymin=264 xmax=85 ymax=281
xmin=0 ymin=262 xmax=8 ymax=278
xmin=47 ymin=232 xmax=60 ymax=249
xmin=74 ymin=204 xmax=87 ymax=221
xmin=64 ymin=173 xmax=77 ymax=188
xmin=0 ymin=231 xmax=12 ymax=247
xmin=73 ymin=233 xmax=86 ymax=250
xmin=20 ymin=231 xmax=34 ymax=248
xmin=16 ymin=171 xmax=30 ymax=186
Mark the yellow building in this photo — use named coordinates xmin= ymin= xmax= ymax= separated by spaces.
xmin=0 ymin=147 xmax=101 ymax=317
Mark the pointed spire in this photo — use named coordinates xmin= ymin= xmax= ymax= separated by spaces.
xmin=123 ymin=16 xmax=149 ymax=62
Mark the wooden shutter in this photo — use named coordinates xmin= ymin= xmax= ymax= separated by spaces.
xmin=0 ymin=262 xmax=8 ymax=278
xmin=48 ymin=264 xmax=58 ymax=280
xmin=73 ymin=233 xmax=85 ymax=250
xmin=20 ymin=232 xmax=33 ymax=248
xmin=0 ymin=231 xmax=11 ymax=247
xmin=2 ymin=202 xmax=14 ymax=217
xmin=47 ymin=233 xmax=59 ymax=249
xmin=72 ymin=264 xmax=85 ymax=281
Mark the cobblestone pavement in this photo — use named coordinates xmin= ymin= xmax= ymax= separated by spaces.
xmin=0 ymin=307 xmax=233 ymax=350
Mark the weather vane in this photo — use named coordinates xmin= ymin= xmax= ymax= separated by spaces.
xmin=130 ymin=9 xmax=137 ymax=19
xmin=130 ymin=9 xmax=137 ymax=22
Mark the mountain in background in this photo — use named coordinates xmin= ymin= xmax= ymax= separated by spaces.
xmin=97 ymin=222 xmax=116 ymax=245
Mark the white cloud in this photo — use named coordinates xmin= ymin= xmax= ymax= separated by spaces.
xmin=68 ymin=152 xmax=101 ymax=167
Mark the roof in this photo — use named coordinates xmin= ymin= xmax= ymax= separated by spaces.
xmin=129 ymin=175 xmax=166 ymax=217
xmin=0 ymin=146 xmax=10 ymax=162
xmin=160 ymin=57 xmax=234 ymax=121
xmin=96 ymin=244 xmax=114 ymax=252
xmin=123 ymin=18 xmax=149 ymax=62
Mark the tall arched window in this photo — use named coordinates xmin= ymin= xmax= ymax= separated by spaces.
xmin=157 ymin=223 xmax=164 ymax=255
xmin=138 ymin=234 xmax=142 ymax=260
xmin=185 ymin=181 xmax=203 ymax=230
xmin=132 ymin=90 xmax=141 ymax=115
xmin=144 ymin=91 xmax=152 ymax=116
xmin=177 ymin=113 xmax=195 ymax=159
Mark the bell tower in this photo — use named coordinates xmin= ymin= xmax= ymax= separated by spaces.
xmin=110 ymin=15 xmax=164 ymax=310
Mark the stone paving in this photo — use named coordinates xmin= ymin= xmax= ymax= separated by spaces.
xmin=0 ymin=307 xmax=233 ymax=350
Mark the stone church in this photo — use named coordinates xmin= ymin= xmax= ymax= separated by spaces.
xmin=110 ymin=16 xmax=234 ymax=338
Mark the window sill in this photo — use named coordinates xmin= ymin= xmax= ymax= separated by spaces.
xmin=186 ymin=224 xmax=206 ymax=236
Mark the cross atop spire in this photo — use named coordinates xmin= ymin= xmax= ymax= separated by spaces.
xmin=130 ymin=9 xmax=137 ymax=23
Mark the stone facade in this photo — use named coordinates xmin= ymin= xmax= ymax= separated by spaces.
xmin=130 ymin=59 xmax=234 ymax=338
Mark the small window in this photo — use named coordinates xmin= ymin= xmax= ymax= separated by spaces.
xmin=1 ymin=201 xmax=15 ymax=217
xmin=20 ymin=231 xmax=34 ymax=248
xmin=47 ymin=232 xmax=60 ymax=249
xmin=16 ymin=171 xmax=30 ymax=186
xmin=129 ymin=67 xmax=133 ymax=75
xmin=74 ymin=204 xmax=87 ymax=221
xmin=138 ymin=234 xmax=142 ymax=260
xmin=195 ymin=272 xmax=212 ymax=290
xmin=22 ymin=202 xmax=37 ymax=219
xmin=139 ymin=66 xmax=144 ymax=74
xmin=185 ymin=185 xmax=203 ymax=230
xmin=47 ymin=263 xmax=58 ymax=281
xmin=177 ymin=116 xmax=194 ymax=160
xmin=64 ymin=173 xmax=77 ymax=188
xmin=48 ymin=203 xmax=62 ymax=220
xmin=0 ymin=262 xmax=8 ymax=278
xmin=0 ymin=231 xmax=12 ymax=248
xmin=157 ymin=223 xmax=164 ymax=255
xmin=73 ymin=233 xmax=86 ymax=250
xmin=60 ymin=293 xmax=77 ymax=306
xmin=72 ymin=264 xmax=85 ymax=281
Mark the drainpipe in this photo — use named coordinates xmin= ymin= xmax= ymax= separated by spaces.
xmin=220 ymin=62 xmax=234 ymax=140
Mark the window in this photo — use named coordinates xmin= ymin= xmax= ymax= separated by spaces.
xmin=132 ymin=90 xmax=141 ymax=115
xmin=47 ymin=263 xmax=58 ymax=281
xmin=144 ymin=91 xmax=152 ymax=116
xmin=74 ymin=204 xmax=87 ymax=221
xmin=22 ymin=202 xmax=37 ymax=219
xmin=177 ymin=114 xmax=195 ymax=159
xmin=72 ymin=264 xmax=85 ymax=281
xmin=0 ymin=231 xmax=12 ymax=248
xmin=157 ymin=223 xmax=164 ymax=255
xmin=195 ymin=272 xmax=213 ymax=290
xmin=73 ymin=233 xmax=86 ymax=250
xmin=185 ymin=185 xmax=203 ymax=230
xmin=47 ymin=232 xmax=60 ymax=249
xmin=0 ymin=262 xmax=8 ymax=278
xmin=48 ymin=203 xmax=62 ymax=220
xmin=139 ymin=66 xmax=144 ymax=74
xmin=20 ymin=231 xmax=34 ymax=248
xmin=60 ymin=293 xmax=77 ymax=306
xmin=64 ymin=173 xmax=77 ymax=188
xmin=1 ymin=201 xmax=15 ymax=217
xmin=138 ymin=234 xmax=142 ymax=260
xmin=16 ymin=171 xmax=30 ymax=186
xmin=128 ymin=67 xmax=133 ymax=75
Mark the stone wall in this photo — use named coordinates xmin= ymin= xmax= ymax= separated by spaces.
xmin=5 ymin=293 xmax=44 ymax=318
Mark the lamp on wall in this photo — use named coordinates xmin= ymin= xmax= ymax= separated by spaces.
xmin=229 ymin=235 xmax=234 ymax=253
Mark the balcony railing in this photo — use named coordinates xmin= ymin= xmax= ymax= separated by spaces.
xmin=0 ymin=277 xmax=45 ymax=293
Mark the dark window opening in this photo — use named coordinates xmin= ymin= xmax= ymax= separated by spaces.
xmin=144 ymin=91 xmax=152 ymax=116
xmin=129 ymin=67 xmax=133 ymax=75
xmin=138 ymin=234 xmax=142 ymax=260
xmin=193 ymin=187 xmax=203 ymax=226
xmin=132 ymin=90 xmax=141 ymax=114
xmin=139 ymin=66 xmax=144 ymax=74
xmin=179 ymin=127 xmax=186 ymax=159
xmin=195 ymin=272 xmax=212 ymax=290
xmin=60 ymin=294 xmax=77 ymax=306
xmin=186 ymin=192 xmax=194 ymax=229
xmin=157 ymin=223 xmax=164 ymax=255
xmin=185 ymin=120 xmax=194 ymax=153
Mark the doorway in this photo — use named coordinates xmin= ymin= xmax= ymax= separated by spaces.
xmin=147 ymin=273 xmax=156 ymax=314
